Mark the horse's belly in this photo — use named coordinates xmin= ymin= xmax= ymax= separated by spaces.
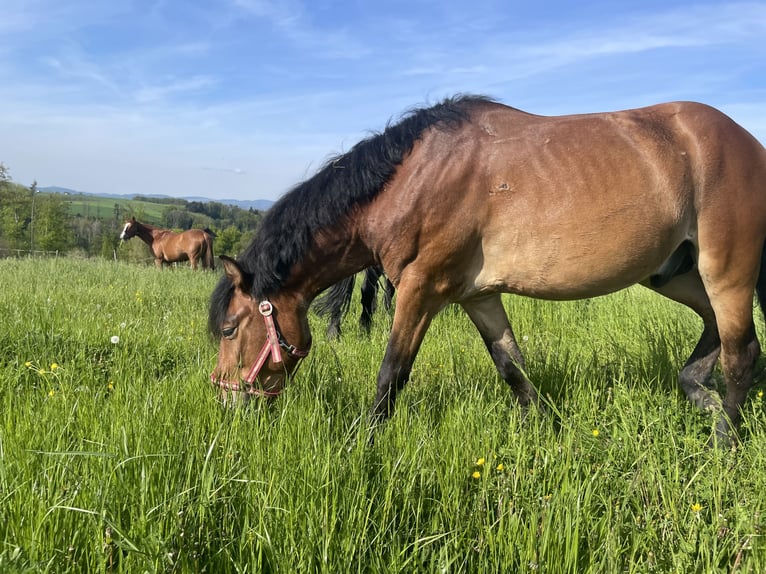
xmin=475 ymin=225 xmax=683 ymax=300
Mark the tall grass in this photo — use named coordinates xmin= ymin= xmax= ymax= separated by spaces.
xmin=1 ymin=257 xmax=766 ymax=573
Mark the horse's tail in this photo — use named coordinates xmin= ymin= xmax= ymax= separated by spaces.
xmin=203 ymin=230 xmax=216 ymax=270
xmin=313 ymin=274 xmax=356 ymax=339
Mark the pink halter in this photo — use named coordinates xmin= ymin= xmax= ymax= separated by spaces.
xmin=210 ymin=300 xmax=310 ymax=397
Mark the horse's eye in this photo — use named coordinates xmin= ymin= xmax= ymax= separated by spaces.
xmin=221 ymin=326 xmax=237 ymax=338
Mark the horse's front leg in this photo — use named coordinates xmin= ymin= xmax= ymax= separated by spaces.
xmin=369 ymin=283 xmax=443 ymax=423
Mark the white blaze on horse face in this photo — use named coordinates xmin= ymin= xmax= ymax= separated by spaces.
xmin=119 ymin=222 xmax=130 ymax=240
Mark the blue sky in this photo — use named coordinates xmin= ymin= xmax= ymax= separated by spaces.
xmin=1 ymin=0 xmax=765 ymax=202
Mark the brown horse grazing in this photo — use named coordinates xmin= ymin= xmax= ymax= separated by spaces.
xmin=208 ymin=95 xmax=766 ymax=447
xmin=120 ymin=217 xmax=215 ymax=270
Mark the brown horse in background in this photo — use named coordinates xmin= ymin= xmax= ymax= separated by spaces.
xmin=208 ymin=95 xmax=766 ymax=447
xmin=120 ymin=217 xmax=215 ymax=270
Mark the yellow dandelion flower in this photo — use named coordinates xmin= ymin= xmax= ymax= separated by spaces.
xmin=496 ymin=463 xmax=505 ymax=471
xmin=592 ymin=429 xmax=600 ymax=437
xmin=48 ymin=389 xmax=55 ymax=397
xmin=107 ymin=382 xmax=114 ymax=391
xmin=759 ymin=390 xmax=764 ymax=399
xmin=50 ymin=363 xmax=59 ymax=371
xmin=691 ymin=502 xmax=702 ymax=513
xmin=25 ymin=361 xmax=32 ymax=367
xmin=471 ymin=471 xmax=481 ymax=479
xmin=476 ymin=457 xmax=486 ymax=467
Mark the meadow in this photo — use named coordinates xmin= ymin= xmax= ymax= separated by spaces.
xmin=65 ymin=195 xmax=169 ymax=224
xmin=2 ymin=257 xmax=766 ymax=573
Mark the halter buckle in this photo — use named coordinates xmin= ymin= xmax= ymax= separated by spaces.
xmin=259 ymin=301 xmax=273 ymax=316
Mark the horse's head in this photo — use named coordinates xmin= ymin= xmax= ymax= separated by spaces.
xmin=119 ymin=217 xmax=138 ymax=241
xmin=208 ymin=256 xmax=311 ymax=406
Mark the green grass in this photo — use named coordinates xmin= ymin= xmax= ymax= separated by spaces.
xmin=2 ymin=257 xmax=766 ymax=572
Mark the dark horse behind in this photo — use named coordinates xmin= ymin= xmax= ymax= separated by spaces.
xmin=314 ymin=267 xmax=395 ymax=339
xmin=120 ymin=217 xmax=216 ymax=270
xmin=209 ymin=95 xmax=766 ymax=447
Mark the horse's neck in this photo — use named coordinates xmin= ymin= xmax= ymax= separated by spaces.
xmin=287 ymin=230 xmax=375 ymax=302
xmin=135 ymin=224 xmax=164 ymax=246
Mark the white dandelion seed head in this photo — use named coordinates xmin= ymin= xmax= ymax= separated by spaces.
xmin=110 ymin=335 xmax=120 ymax=344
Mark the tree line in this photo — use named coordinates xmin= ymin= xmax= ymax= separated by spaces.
xmin=0 ymin=162 xmax=265 ymax=262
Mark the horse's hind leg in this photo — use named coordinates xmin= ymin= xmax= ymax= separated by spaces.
xmin=326 ymin=303 xmax=343 ymax=341
xmin=647 ymin=271 xmax=722 ymax=412
xmin=461 ymin=294 xmax=539 ymax=407
xmin=698 ymin=245 xmax=762 ymax=444
xmin=382 ymin=275 xmax=395 ymax=311
xmin=359 ymin=267 xmax=381 ymax=334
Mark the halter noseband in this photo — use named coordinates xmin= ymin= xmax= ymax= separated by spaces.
xmin=210 ymin=300 xmax=310 ymax=398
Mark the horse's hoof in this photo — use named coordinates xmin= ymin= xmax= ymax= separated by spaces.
xmin=707 ymin=418 xmax=740 ymax=450
xmin=686 ymin=387 xmax=722 ymax=413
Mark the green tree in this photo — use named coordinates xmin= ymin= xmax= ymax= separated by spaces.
xmin=0 ymin=182 xmax=31 ymax=250
xmin=215 ymin=225 xmax=243 ymax=257
xmin=100 ymin=233 xmax=117 ymax=259
xmin=33 ymin=194 xmax=73 ymax=251
xmin=164 ymin=208 xmax=194 ymax=230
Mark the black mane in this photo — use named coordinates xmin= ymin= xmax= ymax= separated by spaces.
xmin=208 ymin=94 xmax=492 ymax=336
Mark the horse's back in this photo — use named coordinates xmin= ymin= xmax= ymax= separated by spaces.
xmin=367 ymin=100 xmax=766 ymax=300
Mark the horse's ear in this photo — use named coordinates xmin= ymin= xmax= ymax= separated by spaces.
xmin=131 ymin=216 xmax=136 ymax=222
xmin=221 ymin=256 xmax=252 ymax=293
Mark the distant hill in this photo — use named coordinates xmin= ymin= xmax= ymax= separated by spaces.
xmin=180 ymin=196 xmax=275 ymax=211
xmin=39 ymin=186 xmax=274 ymax=211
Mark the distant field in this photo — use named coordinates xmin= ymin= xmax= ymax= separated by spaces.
xmin=2 ymin=257 xmax=766 ymax=573
xmin=63 ymin=194 xmax=169 ymax=225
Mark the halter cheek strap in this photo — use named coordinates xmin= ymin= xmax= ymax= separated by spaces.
xmin=210 ymin=300 xmax=310 ymax=398
xmin=248 ymin=300 xmax=282 ymax=377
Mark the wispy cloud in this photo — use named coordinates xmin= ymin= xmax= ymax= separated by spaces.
xmin=519 ymin=2 xmax=766 ymax=60
xmin=228 ymin=0 xmax=370 ymax=59
xmin=202 ymin=166 xmax=246 ymax=175
xmin=44 ymin=52 xmax=122 ymax=97
xmin=398 ymin=2 xmax=766 ymax=86
xmin=134 ymin=76 xmax=217 ymax=104
xmin=231 ymin=0 xmax=305 ymax=29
